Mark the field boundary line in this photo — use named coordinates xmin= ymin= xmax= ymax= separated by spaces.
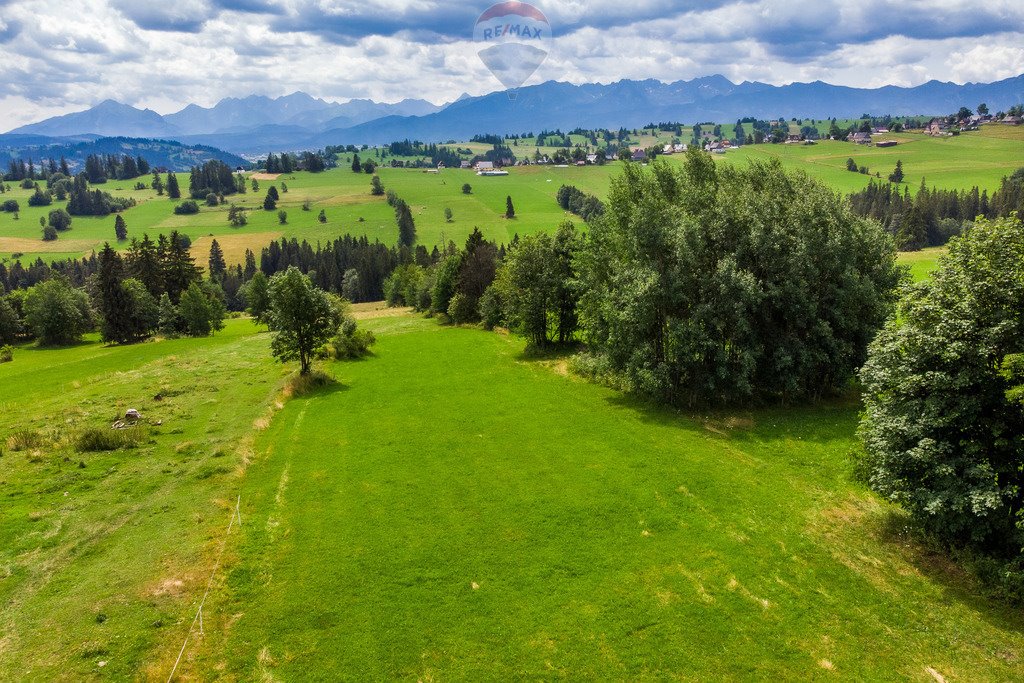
xmin=166 ymin=494 xmax=242 ymax=682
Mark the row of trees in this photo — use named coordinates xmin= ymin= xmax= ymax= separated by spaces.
xmin=848 ymin=168 xmax=1024 ymax=249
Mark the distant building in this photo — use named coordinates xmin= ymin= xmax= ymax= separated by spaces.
xmin=586 ymin=153 xmax=598 ymax=164
xmin=925 ymin=118 xmax=949 ymax=136
xmin=1002 ymin=115 xmax=1022 ymax=126
xmin=875 ymin=140 xmax=898 ymax=148
xmin=460 ymin=160 xmax=472 ymax=169
xmin=849 ymin=132 xmax=872 ymax=145
xmin=474 ymin=160 xmax=495 ymax=171
xmin=631 ymin=149 xmax=647 ymax=162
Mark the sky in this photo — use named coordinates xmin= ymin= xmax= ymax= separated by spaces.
xmin=0 ymin=0 xmax=1023 ymax=127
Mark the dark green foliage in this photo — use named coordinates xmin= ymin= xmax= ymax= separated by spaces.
xmin=67 ymin=173 xmax=135 ymax=216
xmin=576 ymin=151 xmax=904 ymax=406
xmin=370 ymin=176 xmax=384 ymax=196
xmin=0 ymin=296 xmax=21 ymax=344
xmin=556 ymin=185 xmax=605 ymax=221
xmin=166 ymin=172 xmax=181 ymax=199
xmin=48 ymin=209 xmax=71 ymax=231
xmin=161 ymin=231 xmax=201 ymax=302
xmin=114 ymin=215 xmax=127 ymax=241
xmin=267 ymin=267 xmax=342 ymax=375
xmin=395 ymin=199 xmax=416 ymax=248
xmin=28 ymin=187 xmax=52 ymax=206
xmin=174 ymin=200 xmax=200 ymax=215
xmin=888 ymin=159 xmax=904 ymax=183
xmin=505 ymin=195 xmax=515 ymax=219
xmin=317 ymin=209 xmax=327 ymax=223
xmin=177 ymin=281 xmax=226 ymax=337
xmin=208 ymin=239 xmax=226 ymax=280
xmin=351 ymin=153 xmax=361 ymax=173
xmin=859 ymin=214 xmax=1024 ymax=555
xmin=241 ymin=271 xmax=271 ymax=324
xmin=462 ymin=183 xmax=472 ymax=194
xmin=23 ymin=278 xmax=92 ymax=345
xmin=0 ymin=344 xmax=12 ymax=363
xmin=97 ymin=244 xmax=158 ymax=344
xmin=188 ymin=160 xmax=238 ymax=199
xmin=41 ymin=225 xmax=57 ymax=241
xmin=1 ymin=199 xmax=19 ymax=212
xmin=383 ymin=264 xmax=423 ymax=308
xmin=431 ymin=253 xmax=462 ymax=315
xmin=228 ymin=204 xmax=247 ymax=227
xmin=126 ymin=234 xmax=162 ymax=297
xmin=278 ymin=210 xmax=287 ymax=225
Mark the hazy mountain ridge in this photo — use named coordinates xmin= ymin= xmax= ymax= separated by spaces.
xmin=7 ymin=75 xmax=1023 ymax=154
xmin=0 ymin=135 xmax=249 ymax=172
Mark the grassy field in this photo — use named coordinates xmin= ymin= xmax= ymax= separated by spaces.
xmin=1 ymin=125 xmax=1019 ymax=266
xmin=3 ymin=310 xmax=1023 ymax=679
xmin=0 ymin=318 xmax=281 ymax=680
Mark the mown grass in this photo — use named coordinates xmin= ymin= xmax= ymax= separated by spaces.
xmin=0 ymin=318 xmax=287 ymax=680
xmin=2 ymin=125 xmax=1019 ymax=265
xmin=166 ymin=314 xmax=1024 ymax=680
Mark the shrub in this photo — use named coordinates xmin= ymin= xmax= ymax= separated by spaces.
xmin=173 ymin=200 xmax=200 ymax=215
xmin=328 ymin=318 xmax=376 ymax=359
xmin=41 ymin=225 xmax=57 ymax=241
xmin=205 ymin=193 xmax=219 ymax=206
xmin=462 ymin=183 xmax=472 ymax=194
xmin=0 ymin=344 xmax=13 ymax=363
xmin=75 ymin=427 xmax=146 ymax=452
xmin=447 ymin=292 xmax=477 ymax=324
xmin=28 ymin=187 xmax=52 ymax=206
xmin=48 ymin=209 xmax=72 ymax=231
xmin=2 ymin=199 xmax=19 ymax=212
xmin=7 ymin=429 xmax=44 ymax=451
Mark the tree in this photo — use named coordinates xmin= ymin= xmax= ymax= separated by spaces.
xmin=859 ymin=214 xmax=1024 ymax=556
xmin=28 ymin=186 xmax=52 ymax=206
xmin=127 ymin=234 xmax=163 ymax=297
xmin=0 ymin=295 xmax=21 ymax=345
xmin=114 ymin=214 xmax=128 ymax=241
xmin=395 ymin=199 xmax=416 ymax=248
xmin=152 ymin=171 xmax=164 ymax=195
xmin=956 ymin=106 xmax=973 ymax=121
xmin=178 ymin=281 xmax=225 ymax=337
xmin=158 ymin=293 xmax=179 ymax=336
xmin=278 ymin=210 xmax=288 ymax=225
xmin=263 ymin=190 xmax=277 ymax=211
xmin=978 ymin=103 xmax=989 ymax=116
xmin=241 ymin=270 xmax=271 ymax=325
xmin=351 ymin=153 xmax=361 ymax=173
xmin=162 ymin=230 xmax=201 ymax=302
xmin=505 ymin=195 xmax=515 ymax=219
xmin=174 ymin=200 xmax=199 ymax=215
xmin=341 ymin=268 xmax=360 ymax=301
xmin=371 ymin=175 xmax=384 ymax=196
xmin=208 ymin=239 xmax=226 ymax=280
xmin=42 ymin=225 xmax=57 ymax=241
xmin=888 ymin=159 xmax=904 ymax=184
xmin=846 ymin=158 xmax=858 ymax=172
xmin=444 ymin=207 xmax=453 ymax=222
xmin=318 ymin=209 xmax=327 ymax=223
xmin=575 ymin=152 xmax=904 ymax=406
xmin=266 ymin=267 xmax=341 ymax=375
xmin=462 ymin=183 xmax=472 ymax=194
xmin=23 ymin=278 xmax=92 ymax=345
xmin=494 ymin=233 xmax=552 ymax=347
xmin=48 ymin=209 xmax=72 ymax=231
xmin=166 ymin=172 xmax=181 ymax=199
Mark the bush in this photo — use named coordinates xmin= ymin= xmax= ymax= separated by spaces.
xmin=462 ymin=183 xmax=472 ymax=194
xmin=75 ymin=427 xmax=146 ymax=452
xmin=2 ymin=199 xmax=19 ymax=212
xmin=205 ymin=193 xmax=219 ymax=206
xmin=328 ymin=318 xmax=376 ymax=359
xmin=0 ymin=344 xmax=13 ymax=363
xmin=28 ymin=187 xmax=52 ymax=206
xmin=173 ymin=200 xmax=200 ymax=215
xmin=7 ymin=429 xmax=44 ymax=451
xmin=447 ymin=292 xmax=477 ymax=324
xmin=41 ymin=225 xmax=57 ymax=241
xmin=48 ymin=209 xmax=72 ymax=231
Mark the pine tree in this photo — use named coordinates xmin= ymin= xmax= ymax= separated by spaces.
xmin=888 ymin=160 xmax=904 ymax=184
xmin=351 ymin=153 xmax=361 ymax=173
xmin=395 ymin=199 xmax=416 ymax=247
xmin=263 ymin=190 xmax=277 ymax=211
xmin=166 ymin=172 xmax=181 ymax=199
xmin=127 ymin=234 xmax=162 ymax=297
xmin=97 ymin=243 xmax=135 ymax=343
xmin=114 ymin=214 xmax=128 ymax=241
xmin=158 ymin=293 xmax=179 ymax=336
xmin=268 ymin=185 xmax=279 ymax=201
xmin=162 ymin=230 xmax=200 ymax=302
xmin=371 ymin=176 xmax=384 ymax=196
xmin=243 ymin=249 xmax=257 ymax=280
xmin=505 ymin=195 xmax=515 ymax=219
xmin=152 ymin=171 xmax=164 ymax=196
xmin=208 ymin=239 xmax=226 ymax=281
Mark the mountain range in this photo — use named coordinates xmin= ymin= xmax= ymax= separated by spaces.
xmin=7 ymin=75 xmax=1024 ymax=155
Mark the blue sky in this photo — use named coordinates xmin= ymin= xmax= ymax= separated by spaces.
xmin=0 ymin=0 xmax=1022 ymax=126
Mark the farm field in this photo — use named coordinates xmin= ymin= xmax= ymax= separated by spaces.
xmin=1 ymin=125 xmax=1020 ymax=267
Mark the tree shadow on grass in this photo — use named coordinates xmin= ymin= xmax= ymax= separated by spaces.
xmin=872 ymin=512 xmax=1024 ymax=637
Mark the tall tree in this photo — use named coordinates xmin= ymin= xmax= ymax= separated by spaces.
xmin=166 ymin=172 xmax=181 ymax=199
xmin=208 ymin=239 xmax=226 ymax=281
xmin=266 ymin=267 xmax=341 ymax=375
xmin=114 ymin=214 xmax=128 ymax=241
xmin=505 ymin=195 xmax=515 ymax=219
xmin=395 ymin=199 xmax=416 ymax=248
xmin=162 ymin=230 xmax=200 ymax=302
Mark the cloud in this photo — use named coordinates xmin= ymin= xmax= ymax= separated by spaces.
xmin=0 ymin=0 xmax=1022 ymax=129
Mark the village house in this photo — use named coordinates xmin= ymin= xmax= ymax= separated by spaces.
xmin=460 ymin=160 xmax=472 ymax=169
xmin=849 ymin=132 xmax=872 ymax=145
xmin=1002 ymin=115 xmax=1022 ymax=126
xmin=585 ymin=153 xmax=598 ymax=164
xmin=474 ymin=160 xmax=495 ymax=172
xmin=631 ymin=149 xmax=647 ymax=162
xmin=925 ymin=118 xmax=949 ymax=136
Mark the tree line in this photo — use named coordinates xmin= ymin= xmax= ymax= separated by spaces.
xmin=848 ymin=168 xmax=1024 ymax=249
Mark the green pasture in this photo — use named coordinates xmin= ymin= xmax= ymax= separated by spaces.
xmin=1 ymin=124 xmax=1020 ymax=267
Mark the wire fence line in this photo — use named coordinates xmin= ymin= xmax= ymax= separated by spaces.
xmin=166 ymin=494 xmax=242 ymax=683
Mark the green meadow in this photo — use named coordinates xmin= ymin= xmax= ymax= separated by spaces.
xmin=3 ymin=311 xmax=1023 ymax=679
xmin=1 ymin=125 xmax=1020 ymax=266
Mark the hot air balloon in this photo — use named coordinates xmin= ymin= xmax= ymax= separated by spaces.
xmin=474 ymin=2 xmax=550 ymax=100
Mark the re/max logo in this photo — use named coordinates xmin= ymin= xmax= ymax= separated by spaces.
xmin=481 ymin=23 xmax=544 ymax=40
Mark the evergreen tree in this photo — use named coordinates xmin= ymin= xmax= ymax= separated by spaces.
xmin=162 ymin=230 xmax=200 ymax=302
xmin=371 ymin=175 xmax=384 ymax=196
xmin=505 ymin=195 xmax=515 ymax=219
xmin=114 ymin=214 xmax=128 ymax=241
xmin=127 ymin=234 xmax=163 ymax=297
xmin=351 ymin=153 xmax=361 ymax=173
xmin=166 ymin=172 xmax=181 ymax=199
xmin=152 ymin=171 xmax=164 ymax=195
xmin=263 ymin=190 xmax=277 ymax=211
xmin=888 ymin=159 xmax=904 ymax=184
xmin=208 ymin=239 xmax=226 ymax=281
xmin=395 ymin=199 xmax=416 ymax=247
xmin=158 ymin=293 xmax=179 ymax=336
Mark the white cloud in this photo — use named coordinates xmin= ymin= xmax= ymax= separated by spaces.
xmin=0 ymin=0 xmax=1022 ymax=128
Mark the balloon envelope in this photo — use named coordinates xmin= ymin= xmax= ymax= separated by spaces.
xmin=477 ymin=43 xmax=548 ymax=91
